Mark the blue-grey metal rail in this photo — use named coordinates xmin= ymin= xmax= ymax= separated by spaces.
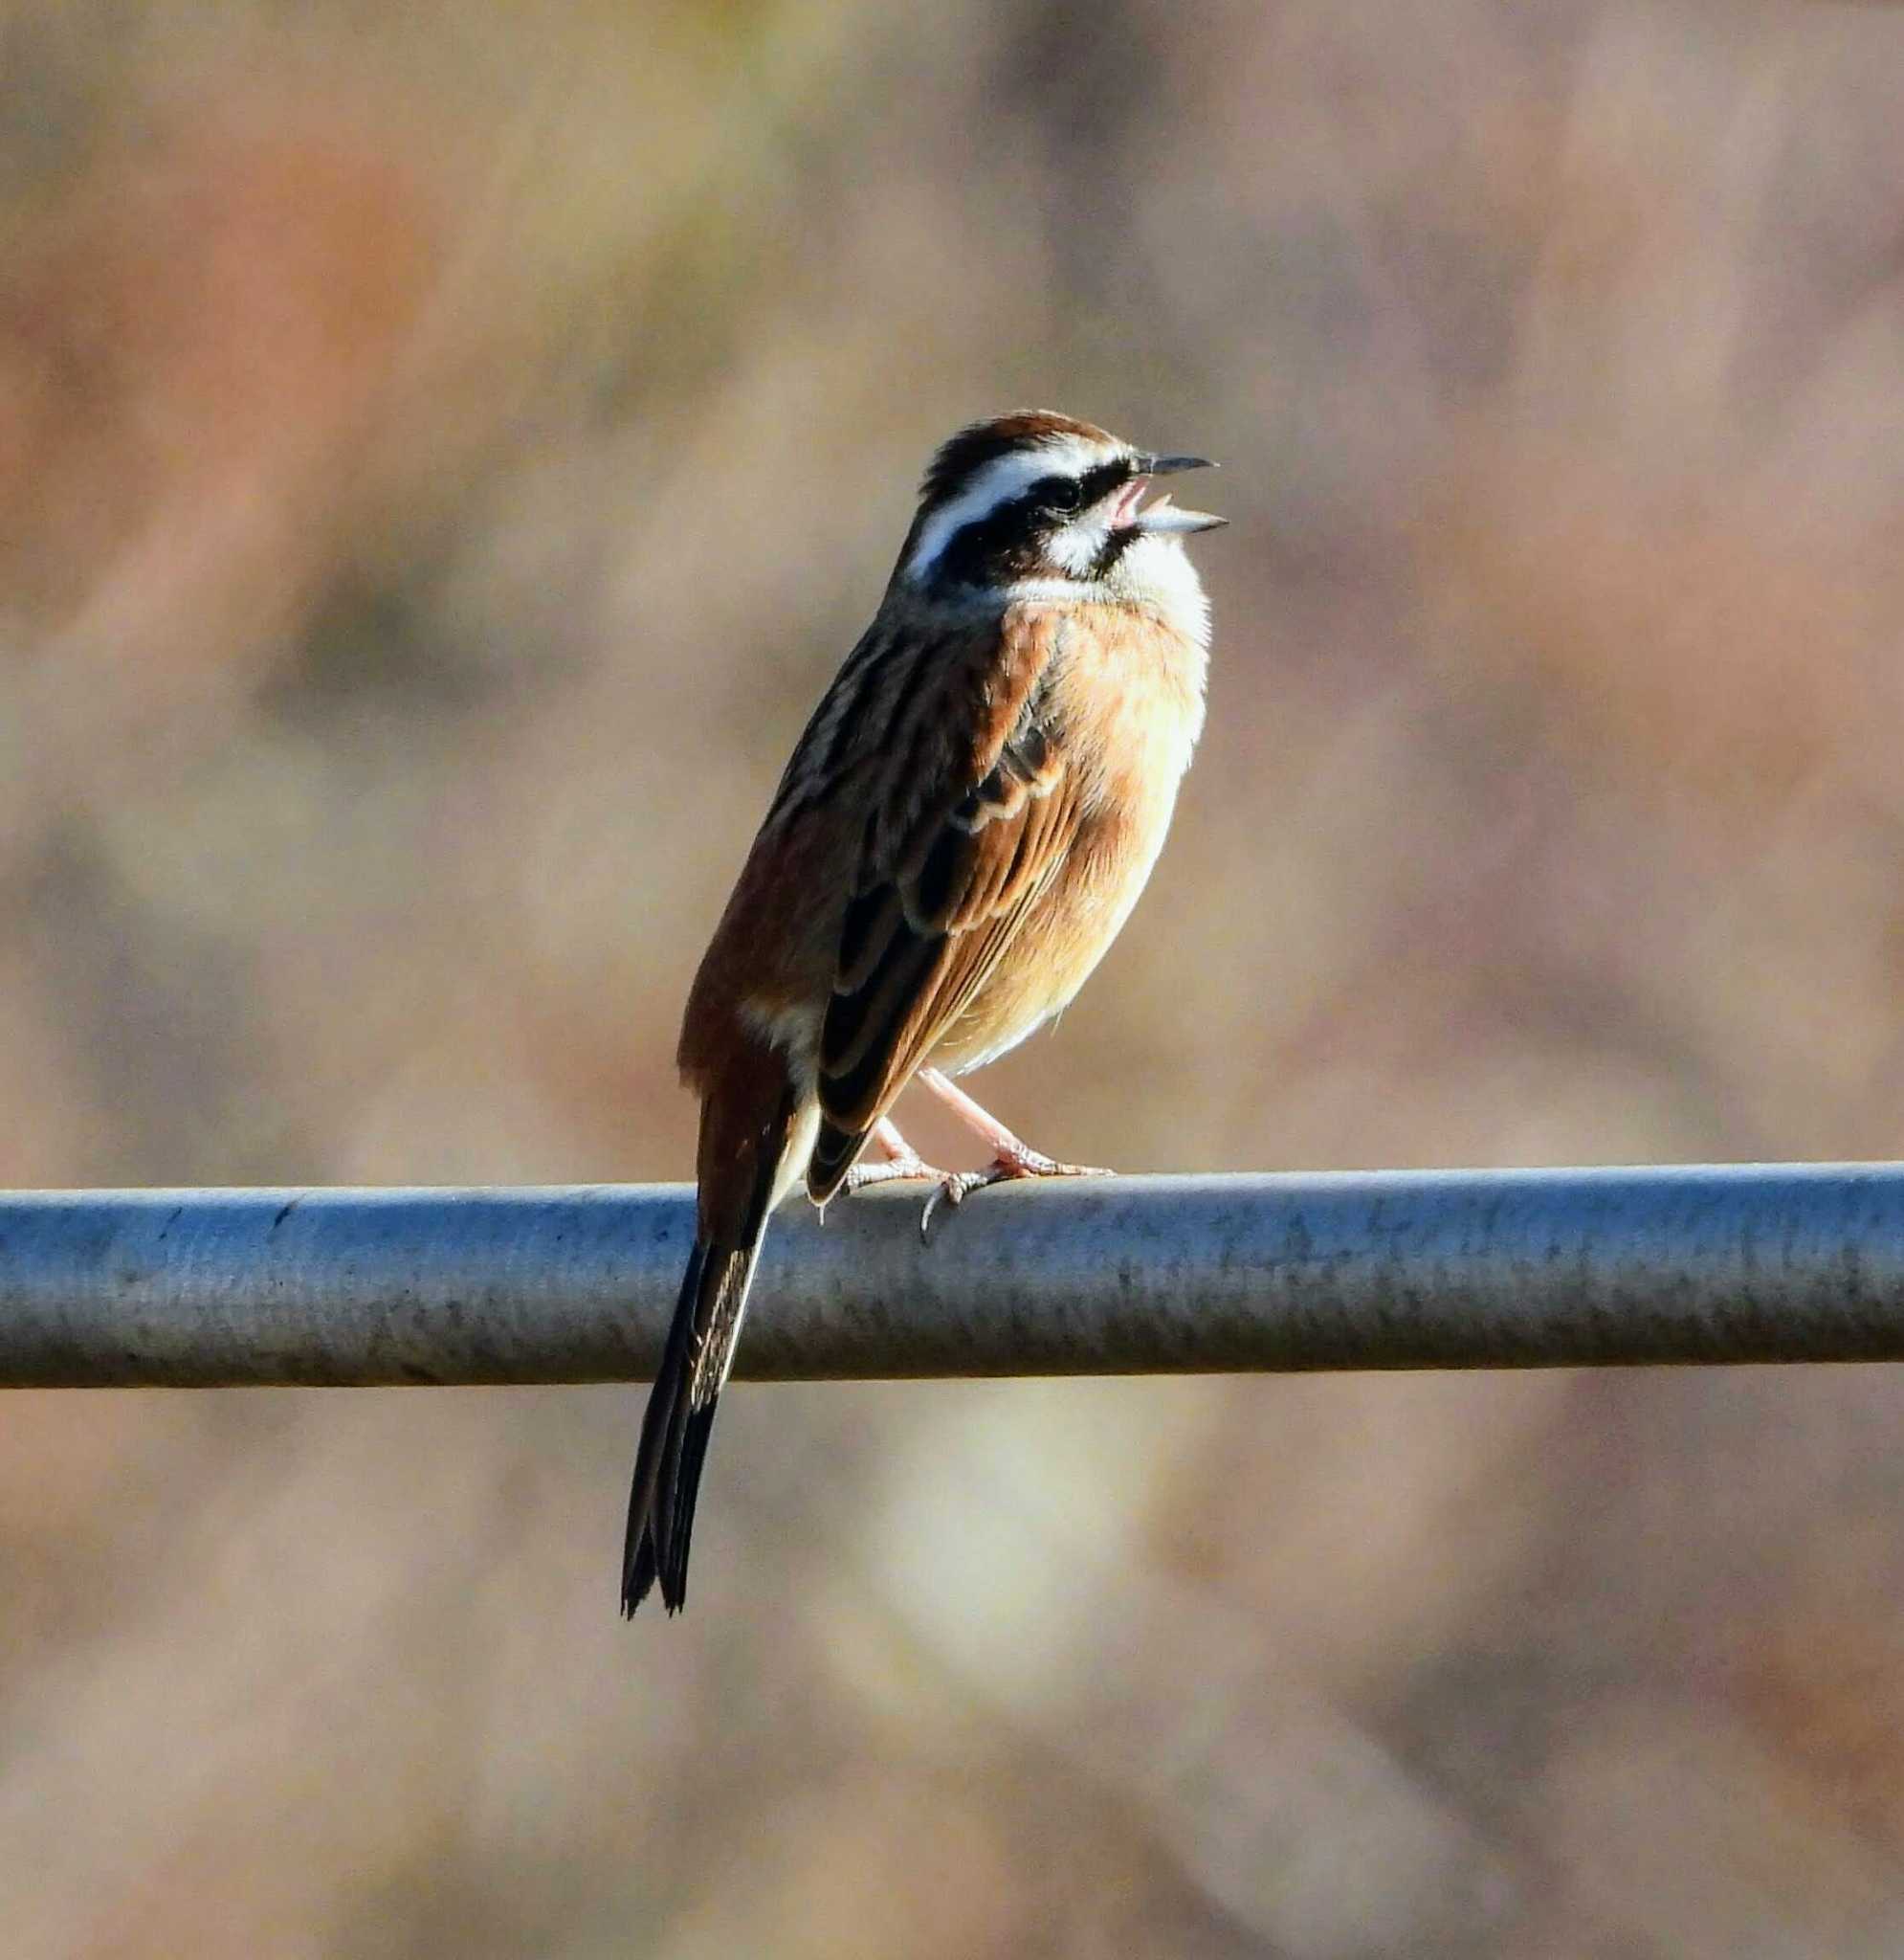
xmin=0 ymin=1167 xmax=1902 ymax=1386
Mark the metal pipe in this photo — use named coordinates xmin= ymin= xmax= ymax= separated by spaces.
xmin=1 ymin=1167 xmax=1902 ymax=1387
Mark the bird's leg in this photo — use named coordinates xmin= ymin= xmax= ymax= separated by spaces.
xmin=918 ymin=1068 xmax=1114 ymax=1176
xmin=842 ymin=1117 xmax=944 ymax=1193
xmin=913 ymin=1066 xmax=1114 ymax=1230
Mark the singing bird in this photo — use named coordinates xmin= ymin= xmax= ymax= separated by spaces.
xmin=624 ymin=411 xmax=1226 ymax=1615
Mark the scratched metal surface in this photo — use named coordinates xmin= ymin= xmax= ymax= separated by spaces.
xmin=1 ymin=1166 xmax=1902 ymax=1385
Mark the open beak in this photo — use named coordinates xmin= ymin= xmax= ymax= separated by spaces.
xmin=1126 ymin=454 xmax=1227 ymax=535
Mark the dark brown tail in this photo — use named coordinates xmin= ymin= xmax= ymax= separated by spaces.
xmin=623 ymin=1071 xmax=795 ymax=1616
xmin=621 ymin=1236 xmax=758 ymax=1614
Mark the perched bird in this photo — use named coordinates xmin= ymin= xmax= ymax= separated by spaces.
xmin=624 ymin=410 xmax=1226 ymax=1615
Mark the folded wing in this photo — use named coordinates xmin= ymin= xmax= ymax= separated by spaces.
xmin=806 ymin=607 xmax=1079 ymax=1201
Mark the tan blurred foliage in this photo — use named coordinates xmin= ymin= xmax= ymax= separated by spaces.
xmin=8 ymin=0 xmax=1904 ymax=1953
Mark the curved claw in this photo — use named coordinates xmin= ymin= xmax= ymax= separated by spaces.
xmin=917 ymin=1151 xmax=1116 ymax=1240
xmin=918 ymin=1169 xmax=987 ymax=1239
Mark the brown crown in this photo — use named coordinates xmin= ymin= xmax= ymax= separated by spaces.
xmin=919 ymin=411 xmax=1118 ymax=507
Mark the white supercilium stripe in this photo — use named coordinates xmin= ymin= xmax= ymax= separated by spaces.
xmin=904 ymin=435 xmax=1111 ymax=583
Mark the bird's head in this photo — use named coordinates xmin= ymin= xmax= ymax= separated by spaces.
xmin=897 ymin=411 xmax=1225 ymax=622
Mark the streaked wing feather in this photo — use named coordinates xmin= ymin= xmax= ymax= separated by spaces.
xmin=808 ymin=608 xmax=1074 ymax=1200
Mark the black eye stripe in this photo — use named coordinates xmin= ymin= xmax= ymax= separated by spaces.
xmin=1017 ymin=459 xmax=1136 ymax=523
xmin=928 ymin=455 xmax=1140 ymax=587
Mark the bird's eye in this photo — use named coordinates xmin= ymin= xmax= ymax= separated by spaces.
xmin=1043 ymin=479 xmax=1084 ymax=515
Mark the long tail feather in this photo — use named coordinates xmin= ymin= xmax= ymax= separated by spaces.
xmin=622 ymin=1240 xmax=706 ymax=1613
xmin=623 ymin=1072 xmax=797 ymax=1617
xmin=622 ymin=1238 xmax=761 ymax=1615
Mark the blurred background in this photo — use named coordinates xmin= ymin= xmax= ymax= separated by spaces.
xmin=7 ymin=0 xmax=1904 ymax=1951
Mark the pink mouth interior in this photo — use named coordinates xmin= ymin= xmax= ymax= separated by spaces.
xmin=1109 ymin=477 xmax=1150 ymax=526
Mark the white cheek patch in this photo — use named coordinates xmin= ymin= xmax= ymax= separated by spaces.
xmin=1008 ymin=540 xmax=1212 ymax=648
xmin=906 ymin=434 xmax=1115 ymax=582
xmin=1046 ymin=513 xmax=1111 ymax=576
